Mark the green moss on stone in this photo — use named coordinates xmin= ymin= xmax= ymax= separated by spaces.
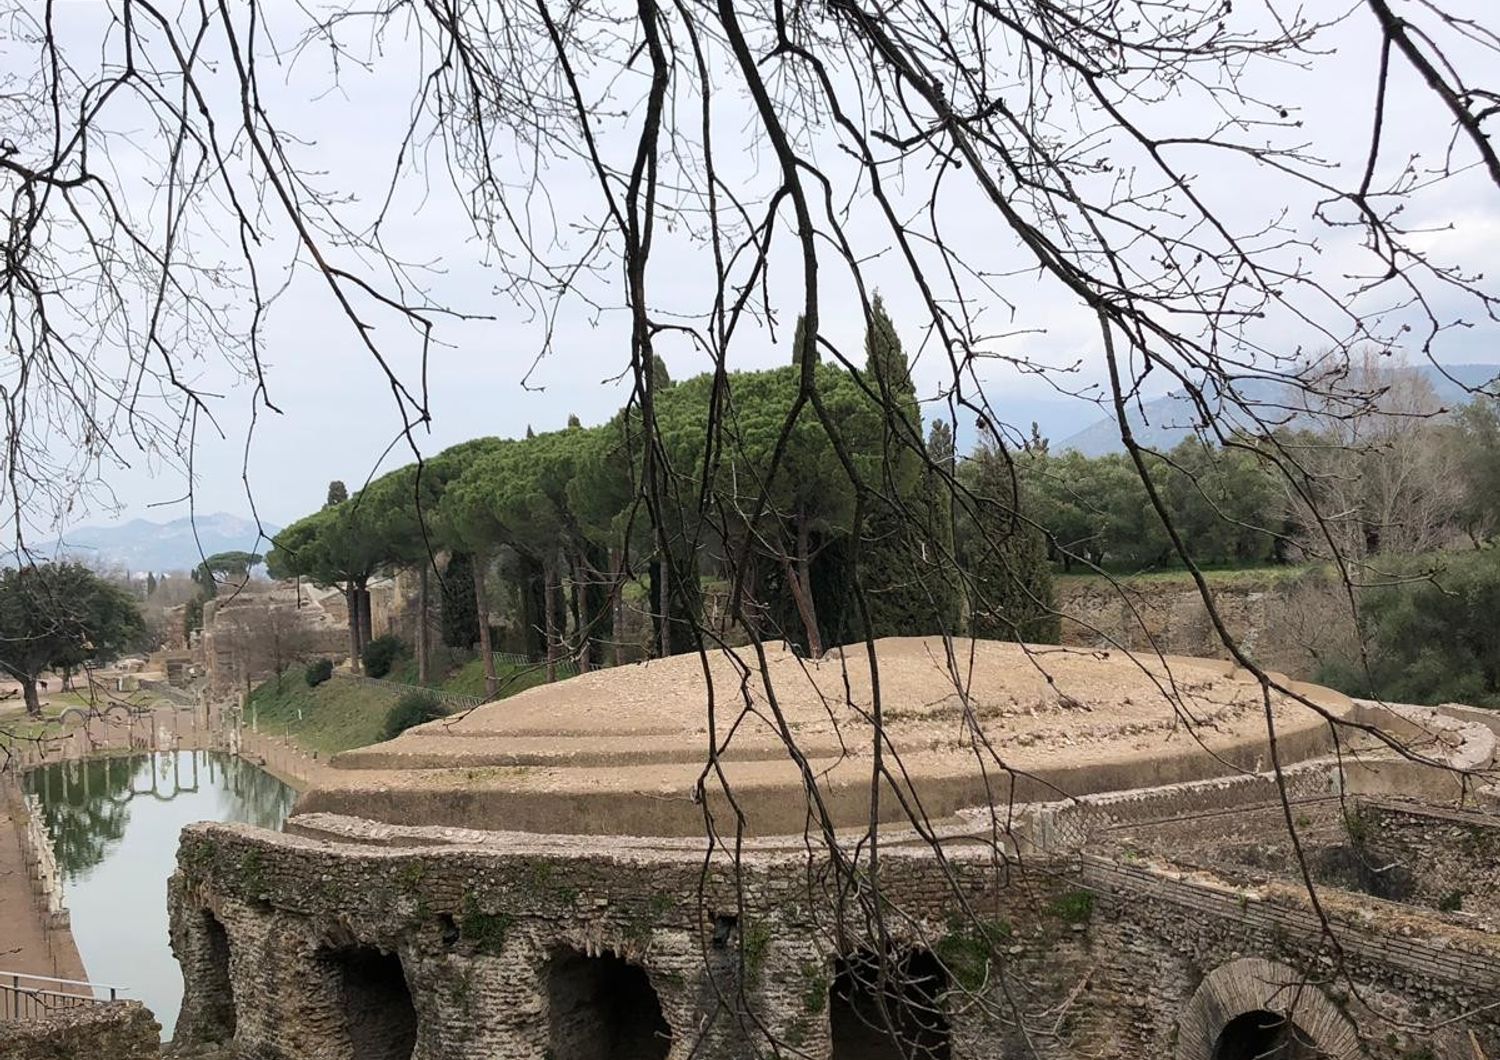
xmin=460 ymin=895 xmax=513 ymax=955
xmin=396 ymin=859 xmax=428 ymax=892
xmin=801 ymin=962 xmax=830 ymax=1015
xmin=935 ymin=917 xmax=1011 ymax=991
xmin=1049 ymin=890 xmax=1094 ymax=925
xmin=740 ymin=921 xmax=772 ymax=986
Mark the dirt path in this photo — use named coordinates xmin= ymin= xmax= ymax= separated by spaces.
xmin=0 ymin=799 xmax=85 ymax=980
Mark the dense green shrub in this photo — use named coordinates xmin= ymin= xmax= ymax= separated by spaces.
xmin=382 ymin=690 xmax=444 ymax=739
xmin=361 ymin=634 xmax=406 ymax=679
xmin=1318 ymin=550 xmax=1500 ymax=708
xmin=305 ymin=658 xmax=334 ymax=687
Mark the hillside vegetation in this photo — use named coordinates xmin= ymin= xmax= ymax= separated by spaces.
xmin=247 ymin=650 xmax=550 ymax=755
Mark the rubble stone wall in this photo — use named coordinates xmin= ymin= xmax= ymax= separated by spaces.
xmin=0 ymin=1001 xmax=160 ymax=1060
xmin=1358 ymin=799 xmax=1500 ymax=920
xmin=1055 ymin=575 xmax=1346 ymax=678
xmin=168 ymin=820 xmax=1500 ymax=1060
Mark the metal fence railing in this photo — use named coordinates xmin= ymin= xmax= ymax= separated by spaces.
xmin=331 ymin=672 xmax=486 ymax=710
xmin=491 ymin=651 xmax=579 ymax=679
xmin=0 ymin=972 xmax=122 ymax=1022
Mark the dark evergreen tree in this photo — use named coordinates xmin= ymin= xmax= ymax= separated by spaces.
xmin=326 ymin=480 xmax=348 ymax=507
xmin=790 ymin=313 xmax=819 ymax=367
xmin=650 ymin=353 xmax=674 ymax=391
xmin=440 ymin=552 xmax=481 ymax=649
xmin=855 ymin=298 xmax=960 ymax=639
xmin=959 ymin=441 xmax=1059 ymax=643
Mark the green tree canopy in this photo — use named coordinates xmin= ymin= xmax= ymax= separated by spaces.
xmin=0 ymin=563 xmax=147 ymax=716
xmin=200 ymin=551 xmax=264 ymax=578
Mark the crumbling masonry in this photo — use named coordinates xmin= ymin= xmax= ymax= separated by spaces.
xmin=169 ymin=638 xmax=1500 ymax=1059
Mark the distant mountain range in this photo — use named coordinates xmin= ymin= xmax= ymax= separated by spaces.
xmin=1049 ymin=363 xmax=1500 ymax=457
xmin=31 ymin=513 xmax=282 ymax=575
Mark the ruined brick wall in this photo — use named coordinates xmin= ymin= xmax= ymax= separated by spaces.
xmin=167 ymin=818 xmax=1500 ymax=1060
xmin=1358 ymin=799 xmax=1500 ymax=920
xmin=1084 ymin=856 xmax=1500 ymax=1059
xmin=0 ymin=1001 xmax=160 ymax=1060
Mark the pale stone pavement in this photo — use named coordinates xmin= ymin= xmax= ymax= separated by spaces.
xmin=0 ymin=800 xmax=85 ymax=980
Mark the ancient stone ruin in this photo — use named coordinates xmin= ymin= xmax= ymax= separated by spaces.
xmin=167 ymin=638 xmax=1500 ymax=1058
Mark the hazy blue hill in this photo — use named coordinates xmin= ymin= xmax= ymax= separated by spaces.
xmin=1054 ymin=363 xmax=1499 ymax=457
xmin=29 ymin=513 xmax=281 ymax=575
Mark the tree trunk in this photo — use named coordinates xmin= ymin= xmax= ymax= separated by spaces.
xmin=474 ymin=556 xmax=497 ymax=699
xmin=358 ymin=585 xmax=374 ymax=652
xmin=567 ymin=548 xmax=585 ymax=672
xmin=544 ymin=560 xmax=559 ymax=683
xmin=609 ymin=548 xmax=625 ymax=668
xmin=417 ymin=563 xmax=430 ymax=684
xmin=658 ymin=543 xmax=672 ymax=658
xmin=568 ymin=548 xmax=592 ymax=674
xmin=786 ymin=512 xmax=824 ymax=657
xmin=21 ymin=677 xmax=41 ymax=719
xmin=345 ymin=584 xmax=362 ymax=673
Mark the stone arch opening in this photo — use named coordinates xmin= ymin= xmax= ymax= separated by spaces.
xmin=546 ymin=946 xmax=671 ymax=1060
xmin=319 ymin=944 xmax=417 ymax=1060
xmin=1177 ymin=959 xmax=1358 ymax=1060
xmin=1213 ymin=1010 xmax=1325 ymax=1060
xmin=830 ymin=949 xmax=951 ymax=1060
xmin=199 ymin=910 xmax=236 ymax=1041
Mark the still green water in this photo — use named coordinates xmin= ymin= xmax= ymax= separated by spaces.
xmin=25 ymin=751 xmax=294 ymax=1038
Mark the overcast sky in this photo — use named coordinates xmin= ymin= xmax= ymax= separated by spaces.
xmin=18 ymin=1 xmax=1500 ymax=536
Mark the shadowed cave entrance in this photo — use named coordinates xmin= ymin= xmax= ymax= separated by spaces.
xmin=1213 ymin=1010 xmax=1325 ymax=1060
xmin=546 ymin=946 xmax=672 ymax=1060
xmin=830 ymin=949 xmax=951 ymax=1060
xmin=318 ymin=944 xmax=417 ymax=1060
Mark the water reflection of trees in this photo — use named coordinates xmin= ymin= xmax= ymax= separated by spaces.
xmin=209 ymin=754 xmax=296 ymax=830
xmin=25 ymin=752 xmax=294 ymax=876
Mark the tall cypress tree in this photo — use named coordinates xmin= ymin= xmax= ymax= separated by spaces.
xmin=440 ymin=552 xmax=481 ymax=650
xmin=791 ymin=314 xmax=819 ymax=367
xmin=857 ymin=297 xmax=960 ymax=639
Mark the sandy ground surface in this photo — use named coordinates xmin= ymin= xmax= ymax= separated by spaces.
xmin=0 ymin=801 xmax=86 ymax=981
xmin=312 ymin=639 xmax=1351 ymax=835
xmin=349 ymin=638 xmax=1345 ymax=771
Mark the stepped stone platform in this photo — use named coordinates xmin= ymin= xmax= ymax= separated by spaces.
xmin=300 ymin=637 xmax=1349 ymax=836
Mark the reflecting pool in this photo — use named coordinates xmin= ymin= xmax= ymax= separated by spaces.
xmin=25 ymin=751 xmax=294 ymax=1038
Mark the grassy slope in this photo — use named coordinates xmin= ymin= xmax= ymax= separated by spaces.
xmin=247 ymin=673 xmax=404 ymax=755
xmin=249 ymin=652 xmax=554 ymax=755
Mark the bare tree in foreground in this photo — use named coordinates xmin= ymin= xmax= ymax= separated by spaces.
xmin=2 ymin=0 xmax=1499 ymax=1052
